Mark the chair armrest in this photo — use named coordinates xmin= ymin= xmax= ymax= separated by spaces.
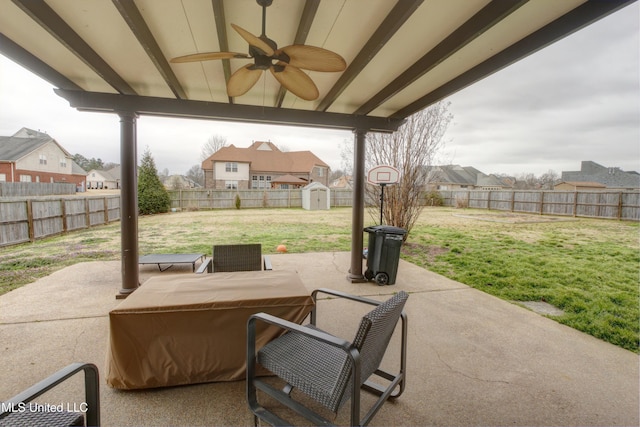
xmin=195 ymin=257 xmax=212 ymax=274
xmin=0 ymin=362 xmax=100 ymax=426
xmin=249 ymin=312 xmax=352 ymax=351
xmin=262 ymin=255 xmax=272 ymax=271
xmin=310 ymin=288 xmax=387 ymax=325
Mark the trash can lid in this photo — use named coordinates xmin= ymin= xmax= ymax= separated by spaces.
xmin=364 ymin=225 xmax=407 ymax=234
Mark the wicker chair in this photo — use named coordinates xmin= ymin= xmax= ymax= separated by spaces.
xmin=0 ymin=363 xmax=100 ymax=427
xmin=247 ymin=289 xmax=408 ymax=426
xmin=196 ymin=243 xmax=272 ymax=273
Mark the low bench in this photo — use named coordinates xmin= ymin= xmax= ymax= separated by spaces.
xmin=138 ymin=253 xmax=205 ymax=272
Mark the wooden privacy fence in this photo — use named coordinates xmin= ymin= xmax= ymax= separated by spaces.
xmin=439 ymin=190 xmax=640 ymax=221
xmin=0 ymin=182 xmax=77 ymax=197
xmin=0 ymin=195 xmax=120 ymax=247
xmin=168 ymin=188 xmax=354 ymax=210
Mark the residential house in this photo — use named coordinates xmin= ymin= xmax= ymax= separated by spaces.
xmin=426 ymin=165 xmax=512 ymax=191
xmin=330 ymin=175 xmax=353 ymax=190
xmin=163 ymin=174 xmax=201 ymax=190
xmin=201 ymin=141 xmax=330 ymax=190
xmin=554 ymin=181 xmax=607 ymax=191
xmin=0 ymin=127 xmax=86 ymax=189
xmin=560 ymin=161 xmax=640 ymax=190
xmin=86 ymin=166 xmax=121 ymax=190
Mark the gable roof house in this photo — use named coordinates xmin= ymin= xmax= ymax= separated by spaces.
xmin=426 ymin=165 xmax=512 ymax=191
xmin=0 ymin=128 xmax=86 ymax=190
xmin=201 ymin=141 xmax=330 ymax=190
xmin=86 ymin=165 xmax=121 ymax=190
xmin=560 ymin=161 xmax=640 ymax=190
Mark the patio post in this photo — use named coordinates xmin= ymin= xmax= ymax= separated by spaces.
xmin=117 ymin=110 xmax=139 ymax=297
xmin=348 ymin=128 xmax=367 ymax=282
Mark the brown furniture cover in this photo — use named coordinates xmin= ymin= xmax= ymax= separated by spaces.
xmin=106 ymin=270 xmax=314 ymax=389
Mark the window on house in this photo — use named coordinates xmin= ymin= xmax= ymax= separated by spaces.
xmin=225 ymin=180 xmax=238 ymax=190
xmin=39 ymin=154 xmax=47 ymax=165
xmin=20 ymin=175 xmax=32 ymax=182
xmin=0 ymin=173 xmax=6 ymax=181
xmin=60 ymin=157 xmax=67 ymax=167
xmin=225 ymin=162 xmax=238 ymax=172
xmin=316 ymin=167 xmax=324 ymax=177
xmin=36 ymin=176 xmax=40 ymax=183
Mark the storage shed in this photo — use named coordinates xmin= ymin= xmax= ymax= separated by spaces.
xmin=302 ymin=182 xmax=330 ymax=210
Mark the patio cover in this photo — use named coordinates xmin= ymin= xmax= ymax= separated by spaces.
xmin=0 ymin=0 xmax=634 ymax=294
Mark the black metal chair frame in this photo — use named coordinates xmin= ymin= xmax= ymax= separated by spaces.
xmin=0 ymin=362 xmax=100 ymax=427
xmin=196 ymin=243 xmax=272 ymax=273
xmin=247 ymin=288 xmax=408 ymax=426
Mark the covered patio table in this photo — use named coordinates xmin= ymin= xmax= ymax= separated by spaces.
xmin=106 ymin=270 xmax=314 ymax=389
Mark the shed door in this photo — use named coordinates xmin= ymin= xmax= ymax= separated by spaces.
xmin=311 ymin=188 xmax=327 ymax=209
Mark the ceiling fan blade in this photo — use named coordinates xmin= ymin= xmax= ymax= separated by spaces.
xmin=270 ymin=63 xmax=319 ymax=101
xmin=227 ymin=64 xmax=263 ymax=97
xmin=231 ymin=23 xmax=275 ymax=57
xmin=278 ymin=45 xmax=346 ymax=72
xmin=170 ymin=52 xmax=250 ymax=63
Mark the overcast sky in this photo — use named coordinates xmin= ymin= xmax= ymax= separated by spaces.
xmin=1 ymin=3 xmax=638 ymax=177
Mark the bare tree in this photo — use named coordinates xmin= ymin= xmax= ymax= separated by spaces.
xmin=366 ymin=102 xmax=451 ymax=237
xmin=539 ymin=169 xmax=559 ymax=190
xmin=185 ymin=164 xmax=204 ymax=186
xmin=201 ymin=135 xmax=228 ymax=161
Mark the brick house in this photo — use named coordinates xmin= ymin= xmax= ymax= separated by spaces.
xmin=202 ymin=141 xmax=330 ymax=190
xmin=0 ymin=128 xmax=86 ymax=189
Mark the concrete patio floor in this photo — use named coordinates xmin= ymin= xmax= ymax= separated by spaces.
xmin=0 ymin=252 xmax=637 ymax=426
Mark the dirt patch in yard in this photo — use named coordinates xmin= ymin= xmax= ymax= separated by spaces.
xmin=402 ymin=242 xmax=449 ymax=263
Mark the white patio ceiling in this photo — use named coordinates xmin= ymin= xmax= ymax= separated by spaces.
xmin=0 ymin=0 xmax=635 ymax=132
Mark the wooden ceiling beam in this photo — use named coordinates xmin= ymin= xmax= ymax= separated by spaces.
xmin=315 ymin=0 xmax=424 ymax=112
xmin=390 ymin=0 xmax=636 ymax=119
xmin=354 ymin=0 xmax=529 ymax=116
xmin=55 ymin=89 xmax=404 ymax=133
xmin=112 ymin=0 xmax=187 ymax=99
xmin=11 ymin=0 xmax=137 ymax=95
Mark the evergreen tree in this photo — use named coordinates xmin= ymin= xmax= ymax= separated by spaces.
xmin=138 ymin=147 xmax=170 ymax=215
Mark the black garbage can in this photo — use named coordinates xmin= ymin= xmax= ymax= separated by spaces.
xmin=363 ymin=225 xmax=406 ymax=285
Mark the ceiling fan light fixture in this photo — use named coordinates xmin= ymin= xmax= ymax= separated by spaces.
xmin=171 ymin=0 xmax=346 ymax=100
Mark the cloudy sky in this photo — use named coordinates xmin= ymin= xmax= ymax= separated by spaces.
xmin=1 ymin=3 xmax=638 ymax=177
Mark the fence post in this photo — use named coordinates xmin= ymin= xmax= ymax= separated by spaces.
xmin=104 ymin=197 xmax=109 ymax=224
xmin=26 ymin=199 xmax=34 ymax=242
xmin=61 ymin=198 xmax=68 ymax=233
xmin=618 ymin=192 xmax=623 ymax=220
xmin=85 ymin=198 xmax=91 ymax=228
xmin=539 ymin=192 xmax=544 ymax=215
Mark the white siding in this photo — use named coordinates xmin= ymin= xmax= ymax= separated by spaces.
xmin=15 ymin=141 xmax=72 ymax=174
xmin=214 ymin=162 xmax=249 ymax=180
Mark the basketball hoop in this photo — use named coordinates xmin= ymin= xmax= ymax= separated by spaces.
xmin=367 ymin=165 xmax=400 ymax=225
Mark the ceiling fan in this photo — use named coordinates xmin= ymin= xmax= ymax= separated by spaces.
xmin=171 ymin=0 xmax=346 ymax=101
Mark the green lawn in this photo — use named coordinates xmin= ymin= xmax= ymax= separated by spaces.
xmin=0 ymin=207 xmax=637 ymax=352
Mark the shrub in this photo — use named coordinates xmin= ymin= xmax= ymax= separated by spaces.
xmin=235 ymin=193 xmax=241 ymax=209
xmin=425 ymin=191 xmax=444 ymax=206
xmin=138 ymin=147 xmax=171 ymax=215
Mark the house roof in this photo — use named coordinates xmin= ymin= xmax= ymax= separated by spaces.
xmin=271 ymin=174 xmax=308 ymax=184
xmin=0 ymin=127 xmax=71 ymax=161
xmin=0 ymin=1 xmax=633 ymax=132
xmin=428 ymin=164 xmax=511 ymax=188
xmin=555 ymin=181 xmax=607 ymax=188
xmin=203 ymin=141 xmax=329 ymax=173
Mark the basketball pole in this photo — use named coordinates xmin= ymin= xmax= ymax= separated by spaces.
xmin=379 ymin=183 xmax=386 ymax=225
